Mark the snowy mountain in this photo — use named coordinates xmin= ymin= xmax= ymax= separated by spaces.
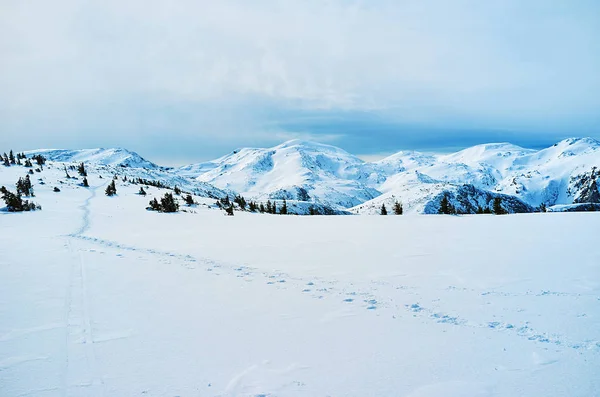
xmin=179 ymin=139 xmax=381 ymax=209
xmin=352 ymin=137 xmax=600 ymax=213
xmin=20 ymin=148 xmax=229 ymax=200
xmin=12 ymin=137 xmax=600 ymax=214
xmin=25 ymin=148 xmax=159 ymax=169
xmin=177 ymin=137 xmax=600 ymax=214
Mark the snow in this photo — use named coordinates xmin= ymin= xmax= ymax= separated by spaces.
xmin=1 ymin=159 xmax=599 ymax=396
xmin=25 ymin=148 xmax=160 ymax=170
xmin=21 ymin=137 xmax=600 ymax=213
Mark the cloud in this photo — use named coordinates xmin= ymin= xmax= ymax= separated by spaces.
xmin=1 ymin=0 xmax=599 ymax=160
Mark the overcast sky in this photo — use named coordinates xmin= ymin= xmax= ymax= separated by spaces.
xmin=1 ymin=0 xmax=599 ymax=165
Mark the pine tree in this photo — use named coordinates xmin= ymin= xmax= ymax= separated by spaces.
xmin=174 ymin=186 xmax=181 ymax=195
xmin=259 ymin=203 xmax=266 ymax=213
xmin=139 ymin=187 xmax=147 ymax=196
xmin=234 ymin=195 xmax=247 ymax=210
xmin=24 ymin=159 xmax=32 ymax=167
xmin=82 ymin=177 xmax=89 ymax=187
xmin=77 ymin=162 xmax=87 ymax=176
xmin=272 ymin=201 xmax=277 ymax=214
xmin=3 ymin=154 xmax=9 ymax=167
xmin=248 ymin=201 xmax=257 ymax=212
xmin=539 ymin=203 xmax=547 ymax=212
xmin=280 ymin=199 xmax=288 ymax=215
xmin=184 ymin=194 xmax=194 ymax=206
xmin=148 ymin=198 xmax=160 ymax=211
xmin=105 ymin=180 xmax=117 ymax=196
xmin=438 ymin=194 xmax=455 ymax=214
xmin=380 ymin=204 xmax=388 ymax=215
xmin=1 ymin=186 xmax=39 ymax=211
xmin=9 ymin=150 xmax=15 ymax=164
xmin=266 ymin=200 xmax=272 ymax=213
xmin=225 ymin=204 xmax=234 ymax=216
xmin=32 ymin=154 xmax=45 ymax=166
xmin=309 ymin=206 xmax=316 ymax=215
xmin=493 ymin=197 xmax=506 ymax=215
xmin=393 ymin=200 xmax=403 ymax=215
xmin=16 ymin=175 xmax=33 ymax=197
xmin=160 ymin=192 xmax=179 ymax=212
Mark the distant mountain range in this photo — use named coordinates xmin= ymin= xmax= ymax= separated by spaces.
xmin=26 ymin=137 xmax=600 ymax=214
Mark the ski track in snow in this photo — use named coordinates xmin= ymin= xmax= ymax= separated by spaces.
xmin=61 ymin=182 xmax=599 ymax=386
xmin=62 ymin=183 xmax=106 ymax=396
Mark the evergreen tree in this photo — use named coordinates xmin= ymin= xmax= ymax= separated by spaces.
xmin=139 ymin=187 xmax=147 ymax=196
xmin=16 ymin=175 xmax=33 ymax=197
xmin=393 ymin=200 xmax=403 ymax=215
xmin=77 ymin=162 xmax=87 ymax=176
xmin=539 ymin=203 xmax=547 ymax=212
xmin=1 ymin=186 xmax=39 ymax=211
xmin=272 ymin=201 xmax=277 ymax=214
xmin=9 ymin=150 xmax=15 ymax=164
xmin=259 ymin=203 xmax=266 ymax=213
xmin=493 ymin=197 xmax=506 ymax=215
xmin=105 ymin=180 xmax=117 ymax=196
xmin=225 ymin=204 xmax=234 ymax=216
xmin=32 ymin=154 xmax=46 ymax=166
xmin=160 ymin=192 xmax=179 ymax=212
xmin=234 ymin=195 xmax=247 ymax=210
xmin=148 ymin=198 xmax=161 ymax=211
xmin=174 ymin=186 xmax=181 ymax=195
xmin=24 ymin=159 xmax=32 ymax=167
xmin=184 ymin=194 xmax=194 ymax=206
xmin=309 ymin=206 xmax=316 ymax=215
xmin=2 ymin=154 xmax=9 ymax=167
xmin=248 ymin=201 xmax=257 ymax=212
xmin=82 ymin=177 xmax=89 ymax=187
xmin=266 ymin=200 xmax=272 ymax=213
xmin=438 ymin=194 xmax=455 ymax=214
xmin=380 ymin=203 xmax=388 ymax=215
xmin=280 ymin=199 xmax=288 ymax=215
xmin=16 ymin=157 xmax=21 ymax=166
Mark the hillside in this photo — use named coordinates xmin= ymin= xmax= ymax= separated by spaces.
xmin=179 ymin=139 xmax=381 ymax=209
xmin=1 ymin=158 xmax=599 ymax=396
xmin=8 ymin=137 xmax=600 ymax=214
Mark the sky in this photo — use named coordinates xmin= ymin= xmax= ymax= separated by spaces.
xmin=1 ymin=0 xmax=599 ymax=165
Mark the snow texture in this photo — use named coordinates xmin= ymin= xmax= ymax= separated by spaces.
xmin=1 ymin=152 xmax=599 ymax=396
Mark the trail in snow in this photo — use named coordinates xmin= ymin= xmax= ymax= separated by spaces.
xmin=63 ymin=183 xmax=106 ymax=396
xmin=66 ymin=184 xmax=599 ymax=355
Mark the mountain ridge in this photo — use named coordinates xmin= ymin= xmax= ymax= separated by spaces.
xmin=19 ymin=137 xmax=600 ymax=214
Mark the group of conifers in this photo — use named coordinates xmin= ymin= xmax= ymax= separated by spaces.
xmin=2 ymin=151 xmax=510 ymax=216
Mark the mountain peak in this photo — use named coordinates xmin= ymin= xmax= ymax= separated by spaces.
xmin=24 ymin=148 xmax=158 ymax=169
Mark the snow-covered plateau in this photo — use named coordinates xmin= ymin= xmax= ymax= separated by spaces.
xmin=1 ymin=140 xmax=599 ymax=396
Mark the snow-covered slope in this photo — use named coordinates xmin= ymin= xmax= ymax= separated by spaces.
xmin=17 ymin=150 xmax=229 ymax=200
xmin=1 ymin=157 xmax=599 ymax=396
xmin=177 ymin=137 xmax=600 ymax=214
xmin=352 ymin=137 xmax=600 ymax=214
xmin=25 ymin=148 xmax=159 ymax=169
xmin=180 ymin=139 xmax=381 ymax=208
xmin=16 ymin=137 xmax=600 ymax=214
